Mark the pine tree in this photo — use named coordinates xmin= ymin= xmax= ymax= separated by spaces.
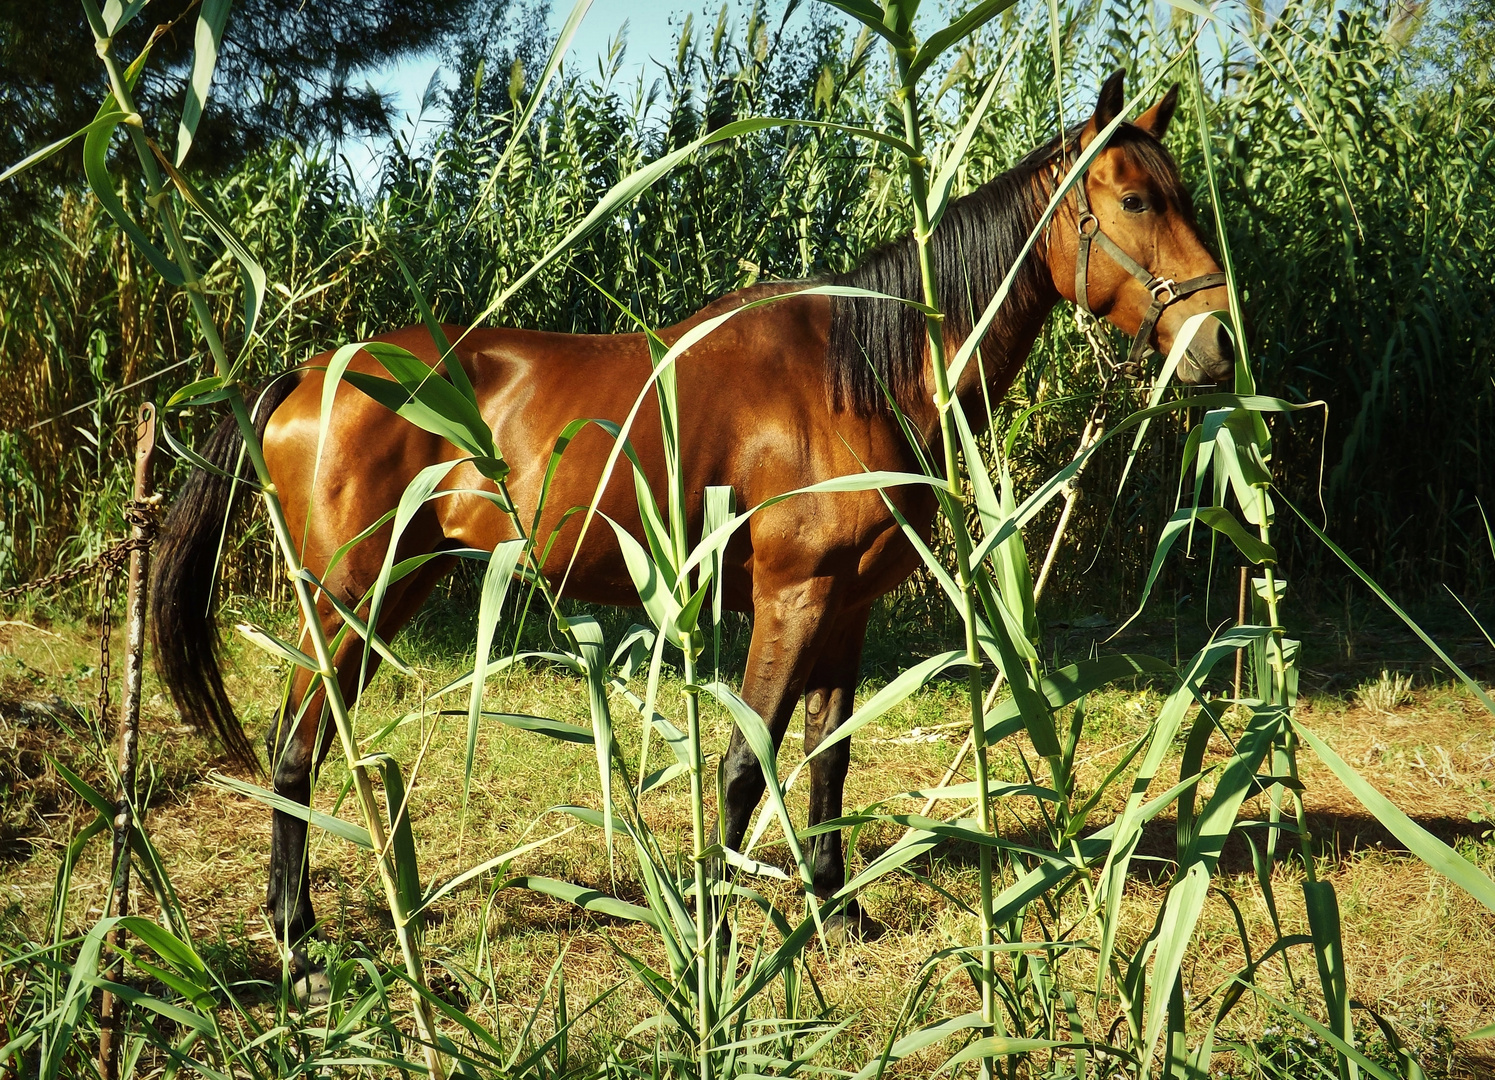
xmin=0 ymin=0 xmax=491 ymax=214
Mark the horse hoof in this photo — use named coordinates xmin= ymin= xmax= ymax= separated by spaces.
xmin=293 ymin=968 xmax=331 ymax=1007
xmin=820 ymin=906 xmax=885 ymax=948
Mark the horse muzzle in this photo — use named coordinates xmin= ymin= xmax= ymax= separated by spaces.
xmin=1178 ymin=315 xmax=1235 ymax=386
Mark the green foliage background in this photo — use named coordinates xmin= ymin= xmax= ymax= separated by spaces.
xmin=2 ymin=0 xmax=1491 ymax=611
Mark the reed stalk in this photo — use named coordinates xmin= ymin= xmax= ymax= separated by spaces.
xmin=75 ymin=3 xmax=445 ymax=1073
xmin=893 ymin=35 xmax=1002 ymax=1078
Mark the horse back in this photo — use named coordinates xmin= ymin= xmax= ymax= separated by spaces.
xmin=263 ymin=290 xmax=931 ymax=611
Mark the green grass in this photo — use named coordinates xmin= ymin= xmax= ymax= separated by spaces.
xmin=3 ymin=605 xmax=1492 ymax=1077
xmin=6 ymin=2 xmax=1495 ymax=1077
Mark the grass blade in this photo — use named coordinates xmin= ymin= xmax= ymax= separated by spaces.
xmin=465 ymin=539 xmax=528 ymax=822
xmin=175 ymin=0 xmax=232 ymax=165
xmin=1295 ymin=723 xmax=1495 ymax=913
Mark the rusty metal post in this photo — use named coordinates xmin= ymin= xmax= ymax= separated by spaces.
xmin=99 ymin=402 xmax=156 ymax=1080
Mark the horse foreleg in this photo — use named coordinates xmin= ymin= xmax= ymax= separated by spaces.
xmin=718 ymin=578 xmax=835 ymax=859
xmin=801 ymin=606 xmax=881 ymax=942
xmin=802 ymin=607 xmax=869 ymax=900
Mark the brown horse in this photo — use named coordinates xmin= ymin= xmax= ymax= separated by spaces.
xmin=151 ymin=71 xmax=1233 ymax=975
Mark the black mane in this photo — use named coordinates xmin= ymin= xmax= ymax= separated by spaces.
xmin=824 ymin=122 xmax=1191 ymax=414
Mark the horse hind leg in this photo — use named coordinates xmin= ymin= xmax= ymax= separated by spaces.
xmin=264 ymin=647 xmax=333 ymax=1002
xmin=264 ymin=557 xmax=453 ymax=1001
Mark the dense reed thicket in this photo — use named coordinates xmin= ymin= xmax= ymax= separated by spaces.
xmin=2 ymin=0 xmax=1491 ymax=608
xmin=6 ymin=2 xmax=1495 ymax=1079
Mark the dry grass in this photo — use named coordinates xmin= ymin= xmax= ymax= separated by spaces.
xmin=1355 ymin=671 xmax=1417 ymax=717
xmin=2 ymin=610 xmax=1493 ymax=1077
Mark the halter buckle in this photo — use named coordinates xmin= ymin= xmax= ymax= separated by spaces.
xmin=1149 ymin=277 xmax=1177 ymax=305
xmin=1077 ymin=213 xmax=1099 ymax=237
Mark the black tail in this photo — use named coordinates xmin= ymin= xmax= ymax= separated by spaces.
xmin=151 ymin=376 xmax=301 ymax=772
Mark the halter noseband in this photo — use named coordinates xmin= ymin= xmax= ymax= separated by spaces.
xmin=1071 ymin=167 xmax=1226 ymax=378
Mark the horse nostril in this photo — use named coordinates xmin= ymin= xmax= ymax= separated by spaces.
xmin=1212 ymin=319 xmax=1235 ymax=371
xmin=1181 ymin=317 xmax=1235 ymax=385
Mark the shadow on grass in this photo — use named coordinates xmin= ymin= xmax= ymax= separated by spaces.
xmin=838 ymin=808 xmax=1494 ymax=886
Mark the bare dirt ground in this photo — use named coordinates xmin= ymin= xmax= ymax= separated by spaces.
xmin=3 ymin=596 xmax=1494 ymax=1077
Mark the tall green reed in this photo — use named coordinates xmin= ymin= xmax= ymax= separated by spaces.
xmin=6 ymin=2 xmax=1495 ymax=1079
xmin=6 ymin=0 xmax=1490 ymax=604
xmin=415 ymin=4 xmax=1495 ymax=1077
xmin=834 ymin=13 xmax=1493 ymax=1080
xmin=5 ymin=1 xmax=454 ymax=1072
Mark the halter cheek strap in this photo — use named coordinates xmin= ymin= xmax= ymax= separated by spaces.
xmin=1072 ymin=173 xmax=1226 ymax=375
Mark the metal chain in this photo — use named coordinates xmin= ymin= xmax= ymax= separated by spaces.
xmin=0 ymin=496 xmax=163 ymax=721
xmin=0 ymin=496 xmax=162 ymax=604
xmin=0 ymin=552 xmax=112 ymax=603
xmin=96 ymin=563 xmax=116 ymax=722
xmin=1076 ymin=308 xmax=1145 ymax=383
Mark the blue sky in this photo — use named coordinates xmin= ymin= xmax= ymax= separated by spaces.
xmin=375 ymin=0 xmax=694 ymax=118
xmin=341 ymin=1 xmax=853 ymax=185
xmin=345 ymin=2 xmax=697 ymax=183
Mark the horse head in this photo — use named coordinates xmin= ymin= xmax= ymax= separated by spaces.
xmin=1052 ymin=69 xmax=1235 ymax=386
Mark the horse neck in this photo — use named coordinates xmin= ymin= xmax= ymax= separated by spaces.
xmin=916 ymin=276 xmax=1062 ymax=445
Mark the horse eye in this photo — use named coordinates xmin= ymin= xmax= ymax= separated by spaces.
xmin=1121 ymin=194 xmax=1147 ymax=214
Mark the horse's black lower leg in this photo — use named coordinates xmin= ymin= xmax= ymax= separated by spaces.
xmin=719 ymin=737 xmax=770 ymax=854
xmin=261 ymin=561 xmax=451 ymax=1002
xmin=267 ymin=802 xmax=314 ymax=948
xmin=803 ymin=687 xmax=853 ymax=902
xmin=267 ymin=715 xmax=316 ymax=945
xmin=718 ymin=588 xmax=828 ymax=906
xmin=265 ymin=694 xmax=328 ymax=987
xmin=718 ymin=586 xmax=835 ymax=855
xmin=802 ymin=608 xmax=878 ymax=940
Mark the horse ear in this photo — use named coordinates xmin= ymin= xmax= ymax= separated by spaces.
xmin=1135 ymin=83 xmax=1180 ymax=139
xmin=1090 ymin=69 xmax=1127 ymax=132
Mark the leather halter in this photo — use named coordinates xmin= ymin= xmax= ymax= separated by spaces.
xmin=1071 ymin=166 xmax=1226 ymax=377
